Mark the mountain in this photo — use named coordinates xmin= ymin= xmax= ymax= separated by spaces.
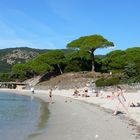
xmin=0 ymin=47 xmax=48 ymax=72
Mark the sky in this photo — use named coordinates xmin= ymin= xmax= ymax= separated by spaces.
xmin=0 ymin=0 xmax=140 ymax=54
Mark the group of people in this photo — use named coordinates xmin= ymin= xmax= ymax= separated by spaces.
xmin=73 ymin=81 xmax=91 ymax=98
xmin=73 ymin=83 xmax=130 ymax=116
xmin=30 ymin=83 xmax=132 ymax=116
xmin=30 ymin=86 xmax=53 ymax=104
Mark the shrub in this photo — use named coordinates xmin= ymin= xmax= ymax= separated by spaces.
xmin=95 ymin=78 xmax=106 ymax=87
xmin=64 ymin=60 xmax=81 ymax=72
xmin=95 ymin=77 xmax=120 ymax=87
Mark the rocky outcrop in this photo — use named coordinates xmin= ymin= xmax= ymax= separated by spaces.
xmin=1 ymin=49 xmax=39 ymax=64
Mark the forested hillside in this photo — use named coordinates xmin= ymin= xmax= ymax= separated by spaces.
xmin=0 ymin=44 xmax=139 ymax=87
xmin=0 ymin=47 xmax=48 ymax=72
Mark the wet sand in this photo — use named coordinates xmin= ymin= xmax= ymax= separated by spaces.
xmin=33 ymin=95 xmax=138 ymax=140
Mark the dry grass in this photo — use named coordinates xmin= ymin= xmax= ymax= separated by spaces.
xmin=35 ymin=72 xmax=104 ymax=90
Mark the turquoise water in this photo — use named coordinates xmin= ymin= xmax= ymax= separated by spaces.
xmin=0 ymin=92 xmax=49 ymax=140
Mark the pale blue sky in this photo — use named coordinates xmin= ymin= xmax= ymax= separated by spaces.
xmin=0 ymin=0 xmax=140 ymax=54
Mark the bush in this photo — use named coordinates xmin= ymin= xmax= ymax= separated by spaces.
xmin=95 ymin=77 xmax=120 ymax=87
xmin=95 ymin=78 xmax=106 ymax=87
xmin=64 ymin=61 xmax=81 ymax=72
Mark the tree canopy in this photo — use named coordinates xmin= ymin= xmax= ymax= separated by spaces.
xmin=67 ymin=34 xmax=114 ymax=71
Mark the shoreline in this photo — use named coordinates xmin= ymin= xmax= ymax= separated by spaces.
xmin=0 ymin=88 xmax=140 ymax=140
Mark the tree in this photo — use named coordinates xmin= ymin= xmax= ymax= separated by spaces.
xmin=11 ymin=63 xmax=34 ymax=81
xmin=121 ymin=62 xmax=137 ymax=83
xmin=29 ymin=60 xmax=53 ymax=75
xmin=64 ymin=50 xmax=91 ymax=71
xmin=66 ymin=34 xmax=114 ymax=71
xmin=41 ymin=50 xmax=65 ymax=74
xmin=101 ymin=50 xmax=126 ymax=71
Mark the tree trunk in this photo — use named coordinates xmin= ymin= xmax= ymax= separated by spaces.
xmin=90 ymin=49 xmax=95 ymax=71
xmin=57 ymin=64 xmax=63 ymax=74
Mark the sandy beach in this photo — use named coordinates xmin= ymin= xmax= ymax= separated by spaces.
xmin=0 ymin=88 xmax=140 ymax=140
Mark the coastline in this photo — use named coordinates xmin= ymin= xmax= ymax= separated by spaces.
xmin=0 ymin=88 xmax=140 ymax=140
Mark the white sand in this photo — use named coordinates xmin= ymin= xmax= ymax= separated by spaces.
xmin=56 ymin=89 xmax=140 ymax=124
xmin=0 ymin=88 xmax=140 ymax=124
xmin=0 ymin=88 xmax=140 ymax=140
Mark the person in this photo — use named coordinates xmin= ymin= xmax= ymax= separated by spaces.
xmin=31 ymin=87 xmax=34 ymax=94
xmin=112 ymin=86 xmax=129 ymax=115
xmin=48 ymin=88 xmax=53 ymax=103
xmin=95 ymin=90 xmax=100 ymax=97
xmin=82 ymin=84 xmax=90 ymax=97
xmin=129 ymin=102 xmax=140 ymax=107
xmin=73 ymin=86 xmax=80 ymax=97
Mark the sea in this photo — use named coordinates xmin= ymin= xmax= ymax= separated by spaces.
xmin=0 ymin=92 xmax=49 ymax=140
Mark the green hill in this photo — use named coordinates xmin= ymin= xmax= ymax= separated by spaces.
xmin=0 ymin=47 xmax=48 ymax=72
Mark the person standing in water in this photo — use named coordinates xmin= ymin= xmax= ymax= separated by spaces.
xmin=31 ymin=87 xmax=34 ymax=94
xmin=49 ymin=88 xmax=53 ymax=104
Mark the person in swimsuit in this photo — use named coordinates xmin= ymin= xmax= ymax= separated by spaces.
xmin=112 ymin=86 xmax=129 ymax=115
xmin=49 ymin=88 xmax=53 ymax=103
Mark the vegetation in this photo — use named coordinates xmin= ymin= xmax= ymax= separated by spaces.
xmin=0 ymin=36 xmax=139 ymax=88
xmin=67 ymin=34 xmax=114 ymax=71
xmin=0 ymin=47 xmax=48 ymax=73
xmin=95 ymin=77 xmax=120 ymax=87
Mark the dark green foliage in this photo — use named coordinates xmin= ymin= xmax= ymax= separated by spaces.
xmin=95 ymin=77 xmax=120 ymax=87
xmin=67 ymin=35 xmax=114 ymax=50
xmin=121 ymin=62 xmax=138 ymax=83
xmin=65 ymin=50 xmax=91 ymax=71
xmin=33 ymin=50 xmax=65 ymax=74
xmin=0 ymin=47 xmax=69 ymax=73
xmin=125 ymin=47 xmax=140 ymax=62
xmin=0 ymin=47 xmax=47 ymax=73
xmin=0 ymin=73 xmax=11 ymax=82
xmin=64 ymin=60 xmax=81 ymax=72
xmin=67 ymin=34 xmax=114 ymax=71
xmin=10 ymin=50 xmax=66 ymax=81
xmin=101 ymin=48 xmax=140 ymax=72
xmin=94 ymin=56 xmax=103 ymax=72
xmin=0 ymin=62 xmax=12 ymax=72
xmin=123 ymin=63 xmax=136 ymax=77
xmin=101 ymin=50 xmax=126 ymax=71
xmin=29 ymin=60 xmax=53 ymax=74
xmin=11 ymin=63 xmax=34 ymax=81
xmin=0 ymin=45 xmax=139 ymax=84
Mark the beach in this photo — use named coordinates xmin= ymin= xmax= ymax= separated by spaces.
xmin=0 ymin=88 xmax=140 ymax=140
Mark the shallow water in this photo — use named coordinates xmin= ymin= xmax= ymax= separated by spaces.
xmin=0 ymin=92 xmax=49 ymax=140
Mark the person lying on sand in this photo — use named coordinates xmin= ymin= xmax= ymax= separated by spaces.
xmin=129 ymin=102 xmax=140 ymax=107
xmin=73 ymin=86 xmax=80 ymax=97
xmin=82 ymin=86 xmax=90 ymax=97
